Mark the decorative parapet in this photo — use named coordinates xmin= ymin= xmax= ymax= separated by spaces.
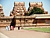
xmin=15 ymin=16 xmax=35 ymax=18
xmin=0 ymin=16 xmax=14 ymax=26
xmin=0 ymin=14 xmax=50 ymax=27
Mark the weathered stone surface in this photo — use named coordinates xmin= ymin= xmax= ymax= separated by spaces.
xmin=10 ymin=2 xmax=26 ymax=16
xmin=0 ymin=4 xmax=4 ymax=17
xmin=28 ymin=2 xmax=47 ymax=14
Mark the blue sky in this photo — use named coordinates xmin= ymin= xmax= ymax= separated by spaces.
xmin=0 ymin=0 xmax=50 ymax=16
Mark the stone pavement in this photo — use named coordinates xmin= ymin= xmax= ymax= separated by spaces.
xmin=0 ymin=27 xmax=50 ymax=38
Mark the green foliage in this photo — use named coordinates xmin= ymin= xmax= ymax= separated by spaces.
xmin=26 ymin=7 xmax=44 ymax=16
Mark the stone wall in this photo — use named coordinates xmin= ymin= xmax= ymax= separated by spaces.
xmin=15 ymin=16 xmax=35 ymax=26
xmin=0 ymin=16 xmax=35 ymax=27
xmin=0 ymin=16 xmax=14 ymax=26
xmin=0 ymin=16 xmax=50 ymax=27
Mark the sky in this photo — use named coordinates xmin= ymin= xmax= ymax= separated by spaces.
xmin=0 ymin=0 xmax=50 ymax=16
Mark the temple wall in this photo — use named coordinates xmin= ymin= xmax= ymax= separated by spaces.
xmin=0 ymin=16 xmax=13 ymax=27
xmin=0 ymin=16 xmax=50 ymax=27
xmin=0 ymin=16 xmax=35 ymax=27
xmin=35 ymin=19 xmax=50 ymax=26
xmin=0 ymin=23 xmax=10 ymax=26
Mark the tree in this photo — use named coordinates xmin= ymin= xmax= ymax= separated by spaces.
xmin=27 ymin=7 xmax=44 ymax=16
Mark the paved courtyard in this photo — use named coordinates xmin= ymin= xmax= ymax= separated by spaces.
xmin=0 ymin=27 xmax=50 ymax=38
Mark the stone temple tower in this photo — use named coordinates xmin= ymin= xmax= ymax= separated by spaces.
xmin=10 ymin=2 xmax=26 ymax=16
xmin=0 ymin=4 xmax=4 ymax=17
xmin=28 ymin=2 xmax=48 ymax=14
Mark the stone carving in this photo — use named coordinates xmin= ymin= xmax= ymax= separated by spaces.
xmin=0 ymin=4 xmax=4 ymax=17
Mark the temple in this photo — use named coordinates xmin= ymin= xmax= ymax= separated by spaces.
xmin=0 ymin=2 xmax=50 ymax=27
